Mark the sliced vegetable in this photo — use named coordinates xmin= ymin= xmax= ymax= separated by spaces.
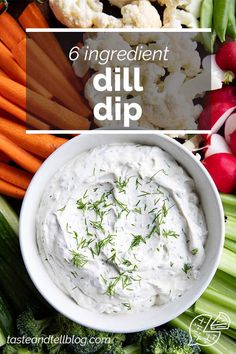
xmin=204 ymin=86 xmax=236 ymax=106
xmin=0 ymin=295 xmax=14 ymax=337
xmin=0 ymin=117 xmax=67 ymax=158
xmin=225 ymin=113 xmax=236 ymax=155
xmin=226 ymin=0 xmax=236 ymax=39
xmin=224 ymin=238 xmax=236 ymax=253
xmin=0 ymin=76 xmax=25 ymax=109
xmin=0 ymin=195 xmax=18 ymax=235
xmin=216 ymin=41 xmax=236 ymax=73
xmin=198 ymin=102 xmax=236 ymax=133
xmin=0 ymin=134 xmax=42 ymax=174
xmin=205 ymin=134 xmax=231 ymax=158
xmin=0 ymin=42 xmax=26 ymax=85
xmin=0 ymin=163 xmax=32 ymax=190
xmin=0 ymin=179 xmax=25 ymax=199
xmin=202 ymin=153 xmax=236 ymax=193
xmin=213 ymin=0 xmax=230 ymax=42
xmin=221 ymin=193 xmax=236 ymax=218
xmin=0 ymin=12 xmax=25 ymax=50
xmin=219 ymin=247 xmax=236 ymax=277
xmin=0 ymin=95 xmax=26 ymax=122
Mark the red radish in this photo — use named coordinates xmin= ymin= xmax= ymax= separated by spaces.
xmin=205 ymin=134 xmax=232 ymax=158
xmin=204 ymin=86 xmax=236 ymax=105
xmin=203 ymin=153 xmax=236 ymax=193
xmin=198 ymin=102 xmax=236 ymax=132
xmin=225 ymin=113 xmax=236 ymax=154
xmin=216 ymin=42 xmax=236 ymax=73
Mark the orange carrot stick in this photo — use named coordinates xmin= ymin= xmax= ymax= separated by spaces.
xmin=18 ymin=2 xmax=49 ymax=28
xmin=0 ymin=117 xmax=67 ymax=158
xmin=0 ymin=76 xmax=26 ymax=109
xmin=0 ymin=179 xmax=25 ymax=199
xmin=12 ymin=38 xmax=26 ymax=71
xmin=0 ymin=134 xmax=42 ymax=173
xmin=27 ymin=89 xmax=90 ymax=130
xmin=0 ymin=95 xmax=26 ymax=122
xmin=0 ymin=42 xmax=26 ymax=85
xmin=0 ymin=12 xmax=25 ymax=50
xmin=27 ymin=75 xmax=53 ymax=99
xmin=0 ymin=162 xmax=32 ymax=189
xmin=0 ymin=151 xmax=10 ymax=163
xmin=0 ymin=68 xmax=9 ymax=78
xmin=27 ymin=114 xmax=51 ymax=131
xmin=19 ymin=3 xmax=82 ymax=92
xmin=27 ymin=39 xmax=90 ymax=117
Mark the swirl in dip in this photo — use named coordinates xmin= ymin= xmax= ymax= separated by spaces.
xmin=37 ymin=143 xmax=207 ymax=314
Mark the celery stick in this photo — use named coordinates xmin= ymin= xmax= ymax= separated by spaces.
xmin=225 ymin=216 xmax=236 ymax=242
xmin=219 ymin=248 xmax=236 ymax=278
xmin=195 ymin=297 xmax=236 ymax=329
xmin=170 ymin=313 xmax=236 ymax=354
xmin=224 ymin=238 xmax=236 ymax=253
xmin=203 ymin=288 xmax=236 ymax=311
xmin=221 ymin=193 xmax=236 ymax=217
xmin=222 ymin=327 xmax=236 ymax=340
xmin=185 ymin=305 xmax=195 ymax=317
xmin=209 ymin=270 xmax=236 ymax=298
xmin=0 ymin=328 xmax=6 ymax=347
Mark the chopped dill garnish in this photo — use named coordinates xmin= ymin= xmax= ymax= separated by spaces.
xmin=94 ymin=235 xmax=114 ymax=256
xmin=76 ymin=198 xmax=87 ymax=211
xmin=134 ymin=207 xmax=141 ymax=214
xmin=122 ymin=259 xmax=132 ymax=267
xmin=182 ymin=263 xmax=192 ymax=274
xmin=162 ymin=229 xmax=179 ymax=238
xmin=135 ymin=178 xmax=142 ymax=189
xmin=137 ymin=191 xmax=151 ymax=197
xmin=71 ymin=251 xmax=88 ymax=268
xmin=130 ymin=234 xmax=146 ymax=249
xmin=66 ymin=223 xmax=73 ymax=234
xmin=90 ymin=220 xmax=105 ymax=233
xmin=57 ymin=205 xmax=66 ymax=212
xmin=107 ymin=249 xmax=116 ymax=263
xmin=191 ymin=248 xmax=198 ymax=255
xmin=100 ymin=274 xmax=107 ymax=285
xmin=123 ymin=303 xmax=131 ymax=310
xmin=115 ymin=176 xmax=131 ymax=193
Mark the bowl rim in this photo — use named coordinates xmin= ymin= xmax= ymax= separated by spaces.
xmin=19 ymin=132 xmax=225 ymax=333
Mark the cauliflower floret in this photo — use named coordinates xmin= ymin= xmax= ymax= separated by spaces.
xmin=122 ymin=0 xmax=162 ymax=27
xmin=49 ymin=0 xmax=103 ymax=27
xmin=158 ymin=0 xmax=200 ymax=28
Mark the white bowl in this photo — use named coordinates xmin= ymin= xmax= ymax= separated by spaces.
xmin=19 ymin=133 xmax=224 ymax=333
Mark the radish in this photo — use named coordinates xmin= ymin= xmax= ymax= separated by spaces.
xmin=216 ymin=42 xmax=236 ymax=74
xmin=203 ymin=153 xmax=236 ymax=193
xmin=225 ymin=113 xmax=236 ymax=154
xmin=204 ymin=86 xmax=236 ymax=105
xmin=202 ymin=55 xmax=234 ymax=89
xmin=198 ymin=102 xmax=236 ymax=132
xmin=205 ymin=134 xmax=232 ymax=158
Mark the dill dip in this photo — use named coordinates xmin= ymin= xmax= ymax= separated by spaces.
xmin=37 ymin=143 xmax=207 ymax=314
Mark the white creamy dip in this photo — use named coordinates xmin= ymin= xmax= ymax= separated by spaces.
xmin=37 ymin=143 xmax=207 ymax=314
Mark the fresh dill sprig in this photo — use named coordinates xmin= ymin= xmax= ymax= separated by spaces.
xmin=182 ymin=263 xmax=192 ymax=274
xmin=94 ymin=235 xmax=114 ymax=256
xmin=76 ymin=198 xmax=87 ymax=211
xmin=137 ymin=191 xmax=151 ymax=197
xmin=90 ymin=220 xmax=105 ymax=233
xmin=191 ymin=248 xmax=198 ymax=255
xmin=115 ymin=176 xmax=131 ymax=193
xmin=71 ymin=251 xmax=88 ymax=268
xmin=130 ymin=234 xmax=146 ymax=249
xmin=162 ymin=229 xmax=179 ymax=238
